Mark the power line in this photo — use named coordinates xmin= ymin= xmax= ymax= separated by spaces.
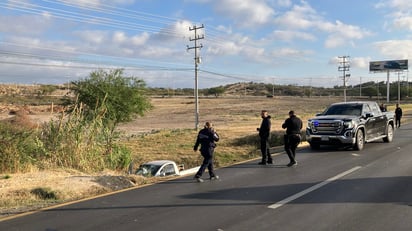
xmin=1 ymin=0 xmax=228 ymax=44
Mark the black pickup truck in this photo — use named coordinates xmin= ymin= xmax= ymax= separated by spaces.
xmin=306 ymin=101 xmax=395 ymax=150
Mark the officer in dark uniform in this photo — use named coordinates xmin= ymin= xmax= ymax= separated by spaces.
xmin=193 ymin=122 xmax=220 ymax=182
xmin=282 ymin=110 xmax=302 ymax=167
xmin=257 ymin=110 xmax=273 ymax=165
xmin=395 ymin=103 xmax=403 ymax=128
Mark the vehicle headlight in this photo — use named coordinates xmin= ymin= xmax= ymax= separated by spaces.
xmin=307 ymin=120 xmax=316 ymax=129
xmin=343 ymin=121 xmax=354 ymax=129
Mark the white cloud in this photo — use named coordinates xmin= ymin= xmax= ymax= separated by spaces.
xmin=273 ymin=47 xmax=312 ymax=57
xmin=393 ymin=16 xmax=412 ymax=30
xmin=67 ymin=0 xmax=101 ymax=7
xmin=155 ymin=20 xmax=194 ymax=41
xmin=319 ymin=21 xmax=372 ymax=48
xmin=207 ymin=41 xmax=242 ymax=55
xmin=131 ymin=32 xmax=150 ymax=46
xmin=276 ymin=0 xmax=292 ymax=7
xmin=214 ymin=0 xmax=275 ymax=28
xmin=374 ymin=0 xmax=412 ymax=9
xmin=174 ymin=20 xmax=197 ymax=39
xmin=376 ymin=0 xmax=412 ymax=32
xmin=113 ymin=31 xmax=128 ymax=44
xmin=324 ymin=35 xmax=348 ymax=49
xmin=65 ymin=0 xmax=135 ymax=7
xmin=374 ymin=40 xmax=412 ymax=59
xmin=75 ymin=30 xmax=108 ymax=44
xmin=274 ymin=1 xmax=318 ymax=30
xmin=271 ymin=30 xmax=316 ymax=42
xmin=0 ymin=14 xmax=52 ymax=35
xmin=242 ymin=46 xmax=265 ymax=61
xmin=328 ymin=56 xmax=340 ymax=65
xmin=139 ymin=46 xmax=175 ymax=58
xmin=274 ymin=2 xmax=371 ymax=48
xmin=351 ymin=57 xmax=371 ymax=69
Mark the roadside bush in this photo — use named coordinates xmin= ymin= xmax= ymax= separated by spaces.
xmin=106 ymin=144 xmax=132 ymax=171
xmin=0 ymin=100 xmax=133 ymax=174
xmin=0 ymin=122 xmax=40 ymax=173
xmin=38 ymin=100 xmax=132 ymax=172
xmin=71 ymin=69 xmax=152 ymax=134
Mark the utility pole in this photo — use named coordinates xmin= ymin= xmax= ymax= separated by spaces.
xmin=309 ymin=77 xmax=312 ymax=97
xmin=406 ymin=72 xmax=409 ymax=98
xmin=272 ymin=78 xmax=275 ymax=96
xmin=398 ymin=72 xmax=401 ymax=104
xmin=386 ymin=70 xmax=390 ymax=103
xmin=338 ymin=56 xmax=350 ymax=102
xmin=187 ymin=24 xmax=204 ymax=130
xmin=377 ymin=81 xmax=380 ymax=102
xmin=359 ymin=76 xmax=362 ymax=97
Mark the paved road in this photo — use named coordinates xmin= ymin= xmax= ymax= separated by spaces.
xmin=1 ymin=124 xmax=412 ymax=231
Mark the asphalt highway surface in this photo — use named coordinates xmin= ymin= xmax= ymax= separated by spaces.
xmin=1 ymin=123 xmax=412 ymax=231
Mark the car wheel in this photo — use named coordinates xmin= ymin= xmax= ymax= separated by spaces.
xmin=354 ymin=129 xmax=364 ymax=151
xmin=383 ymin=124 xmax=394 ymax=143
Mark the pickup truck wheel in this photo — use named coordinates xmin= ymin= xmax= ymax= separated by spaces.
xmin=310 ymin=142 xmax=320 ymax=150
xmin=354 ymin=129 xmax=364 ymax=151
xmin=383 ymin=124 xmax=394 ymax=143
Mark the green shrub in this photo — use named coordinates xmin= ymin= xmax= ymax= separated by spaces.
xmin=0 ymin=96 xmax=133 ymax=174
xmin=37 ymin=101 xmax=130 ymax=172
xmin=0 ymin=122 xmax=39 ymax=173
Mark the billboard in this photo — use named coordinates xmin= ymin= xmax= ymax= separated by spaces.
xmin=369 ymin=59 xmax=408 ymax=72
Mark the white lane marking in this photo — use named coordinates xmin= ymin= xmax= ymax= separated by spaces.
xmin=268 ymin=166 xmax=362 ymax=209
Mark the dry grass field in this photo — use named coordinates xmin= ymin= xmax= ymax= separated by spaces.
xmin=117 ymin=96 xmax=343 ymax=169
xmin=1 ymin=95 xmax=411 ymax=218
xmin=118 ymin=95 xmax=339 ymax=135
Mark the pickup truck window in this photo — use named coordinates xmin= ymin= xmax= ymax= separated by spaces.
xmin=363 ymin=104 xmax=371 ymax=115
xmin=370 ymin=103 xmax=381 ymax=115
xmin=323 ymin=104 xmax=362 ymax=116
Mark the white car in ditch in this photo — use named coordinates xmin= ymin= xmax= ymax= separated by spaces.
xmin=135 ymin=160 xmax=183 ymax=177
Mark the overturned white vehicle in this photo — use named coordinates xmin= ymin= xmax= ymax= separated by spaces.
xmin=135 ymin=160 xmax=183 ymax=177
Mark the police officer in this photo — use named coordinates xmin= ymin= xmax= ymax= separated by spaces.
xmin=193 ymin=122 xmax=220 ymax=182
xmin=282 ymin=110 xmax=303 ymax=167
xmin=395 ymin=103 xmax=403 ymax=128
xmin=257 ymin=110 xmax=273 ymax=165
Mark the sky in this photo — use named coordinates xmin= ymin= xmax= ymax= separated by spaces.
xmin=0 ymin=0 xmax=411 ymax=89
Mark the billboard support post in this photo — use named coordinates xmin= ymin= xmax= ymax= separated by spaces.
xmin=387 ymin=70 xmax=390 ymax=103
